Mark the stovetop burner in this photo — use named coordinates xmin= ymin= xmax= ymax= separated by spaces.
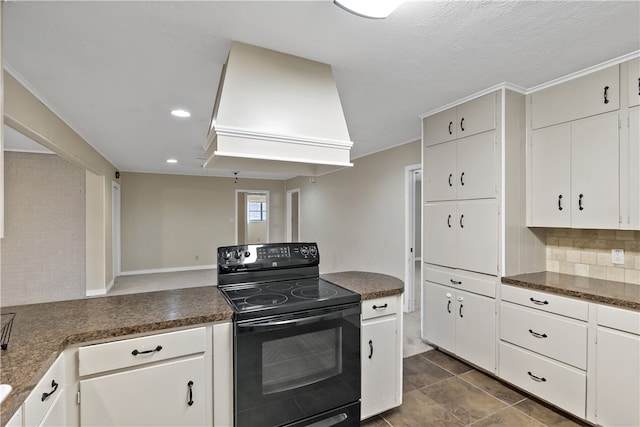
xmin=292 ymin=286 xmax=338 ymax=299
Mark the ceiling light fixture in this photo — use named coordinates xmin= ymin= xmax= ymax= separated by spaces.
xmin=166 ymin=158 xmax=178 ymax=164
xmin=170 ymin=109 xmax=191 ymax=118
xmin=334 ymin=0 xmax=404 ymax=19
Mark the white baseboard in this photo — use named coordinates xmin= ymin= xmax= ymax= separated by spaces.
xmin=86 ymin=288 xmax=107 ymax=297
xmin=120 ymin=265 xmax=217 ymax=276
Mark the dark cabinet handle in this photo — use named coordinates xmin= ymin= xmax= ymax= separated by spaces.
xmin=603 ymin=86 xmax=610 ymax=104
xmin=41 ymin=380 xmax=59 ymax=402
xmin=578 ymin=194 xmax=584 ymax=211
xmin=460 ymin=172 xmax=465 ymax=186
xmin=447 ymin=300 xmax=451 ymax=314
xmin=528 ymin=329 xmax=548 ymax=339
xmin=448 ymin=173 xmax=453 ymax=187
xmin=529 ymin=297 xmax=549 ymax=305
xmin=558 ymin=194 xmax=563 ymax=211
xmin=459 ymin=304 xmax=464 ymax=318
xmin=368 ymin=340 xmax=373 ymax=359
xmin=372 ymin=304 xmax=388 ymax=310
xmin=527 ymin=371 xmax=547 ymax=383
xmin=459 ymin=214 xmax=464 ymax=228
xmin=447 ymin=215 xmax=452 ymax=228
xmin=460 ymin=117 xmax=465 ymax=132
xmin=132 ymin=345 xmax=163 ymax=356
xmin=450 ymin=279 xmax=462 ymax=285
xmin=187 ymin=381 xmax=194 ymax=406
xmin=448 ymin=121 xmax=453 ymax=135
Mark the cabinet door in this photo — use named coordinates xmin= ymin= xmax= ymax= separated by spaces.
xmin=457 ymin=200 xmax=498 ymax=275
xmin=456 ymin=92 xmax=496 ymax=138
xmin=424 ymin=142 xmax=456 ymax=201
xmin=571 ymin=113 xmax=619 ymax=229
xmin=423 ymin=203 xmax=457 ymax=268
xmin=596 ymin=328 xmax=640 ymax=427
xmin=424 ymin=108 xmax=457 ymax=146
xmin=455 ymin=290 xmax=495 ymax=373
xmin=624 ymin=107 xmax=639 ymax=229
xmin=529 ymin=124 xmax=571 ymax=227
xmin=80 ymin=357 xmax=206 ymax=426
xmin=40 ymin=392 xmax=66 ymax=427
xmin=422 ymin=281 xmax=455 ymax=352
xmin=456 ymin=131 xmax=496 ymax=200
xmin=361 ymin=316 xmax=399 ymax=420
xmin=627 ymin=58 xmax=640 ymax=108
xmin=531 ymin=65 xmax=620 ymax=129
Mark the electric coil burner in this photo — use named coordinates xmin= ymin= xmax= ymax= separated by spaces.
xmin=217 ymin=242 xmax=361 ymax=427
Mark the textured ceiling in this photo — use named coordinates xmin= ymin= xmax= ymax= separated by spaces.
xmin=3 ymin=1 xmax=640 ymax=178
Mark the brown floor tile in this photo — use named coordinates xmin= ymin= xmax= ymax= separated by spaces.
xmin=403 ymin=353 xmax=453 ymax=390
xmin=514 ymin=398 xmax=590 ymax=427
xmin=420 ymin=350 xmax=474 ymax=375
xmin=459 ymin=370 xmax=527 ymax=405
xmin=421 ymin=377 xmax=508 ymax=425
xmin=361 ymin=415 xmax=391 ymax=427
xmin=381 ymin=388 xmax=465 ymax=427
xmin=470 ymin=406 xmax=546 ymax=427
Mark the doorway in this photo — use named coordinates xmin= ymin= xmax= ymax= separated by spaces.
xmin=236 ymin=190 xmax=270 ymax=244
xmin=404 ymin=164 xmax=422 ymax=313
xmin=286 ymin=189 xmax=300 ymax=242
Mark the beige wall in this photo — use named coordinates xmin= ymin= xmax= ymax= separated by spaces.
xmin=546 ymin=228 xmax=640 ymax=284
xmin=286 ymin=140 xmax=421 ymax=280
xmin=1 ymin=152 xmax=86 ymax=306
xmin=120 ymin=172 xmax=285 ymax=272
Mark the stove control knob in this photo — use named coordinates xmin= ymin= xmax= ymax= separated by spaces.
xmin=222 ymin=251 xmax=231 ymax=261
xmin=234 ymin=250 xmax=242 ymax=260
xmin=309 ymin=246 xmax=318 ymax=257
xmin=244 ymin=251 xmax=251 ymax=258
xmin=300 ymin=246 xmax=309 ymax=256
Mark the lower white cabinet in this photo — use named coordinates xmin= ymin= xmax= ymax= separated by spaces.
xmin=360 ymin=295 xmax=402 ymax=420
xmin=24 ymin=353 xmax=66 ymax=427
xmin=5 ymin=406 xmax=23 ymax=427
xmin=595 ymin=306 xmax=640 ymax=427
xmin=423 ymin=278 xmax=496 ymax=373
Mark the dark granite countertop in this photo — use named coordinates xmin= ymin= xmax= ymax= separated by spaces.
xmin=0 ymin=271 xmax=402 ymax=424
xmin=502 ymin=271 xmax=640 ymax=311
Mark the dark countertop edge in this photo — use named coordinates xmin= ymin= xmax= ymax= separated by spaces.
xmin=501 ymin=274 xmax=640 ymax=312
xmin=0 ymin=271 xmax=402 ymax=424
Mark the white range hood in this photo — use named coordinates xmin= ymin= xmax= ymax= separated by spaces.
xmin=204 ymin=42 xmax=354 ymax=177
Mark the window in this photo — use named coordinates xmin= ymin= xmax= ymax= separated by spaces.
xmin=248 ymin=201 xmax=267 ymax=222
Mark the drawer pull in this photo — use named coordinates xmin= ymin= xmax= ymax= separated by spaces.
xmin=578 ymin=193 xmax=584 ymax=211
xmin=460 ymin=117 xmax=465 ymax=132
xmin=41 ymin=380 xmax=59 ymax=402
xmin=558 ymin=194 xmax=563 ymax=211
xmin=447 ymin=300 xmax=451 ymax=314
xmin=459 ymin=304 xmax=464 ymax=318
xmin=187 ymin=380 xmax=194 ymax=406
xmin=603 ymin=85 xmax=610 ymax=104
xmin=527 ymin=371 xmax=547 ymax=383
xmin=368 ymin=339 xmax=374 ymax=359
xmin=450 ymin=279 xmax=462 ymax=285
xmin=460 ymin=172 xmax=465 ymax=186
xmin=372 ymin=304 xmax=388 ymax=310
xmin=529 ymin=297 xmax=549 ymax=306
xmin=447 ymin=214 xmax=452 ymax=228
xmin=448 ymin=121 xmax=453 ymax=135
xmin=448 ymin=173 xmax=453 ymax=187
xmin=459 ymin=214 xmax=464 ymax=228
xmin=132 ymin=345 xmax=163 ymax=356
xmin=528 ymin=329 xmax=548 ymax=339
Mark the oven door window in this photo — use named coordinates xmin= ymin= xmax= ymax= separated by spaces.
xmin=263 ymin=327 xmax=342 ymax=395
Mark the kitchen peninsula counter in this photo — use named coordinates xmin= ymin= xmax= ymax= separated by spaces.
xmin=0 ymin=271 xmax=402 ymax=424
xmin=502 ymin=271 xmax=640 ymax=311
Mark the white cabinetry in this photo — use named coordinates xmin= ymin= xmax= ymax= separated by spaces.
xmin=78 ymin=327 xmax=211 ymax=427
xmin=6 ymin=406 xmax=23 ymax=427
xmin=595 ymin=305 xmax=640 ymax=427
xmin=499 ymin=285 xmax=588 ymax=419
xmin=360 ymin=295 xmax=402 ymax=420
xmin=423 ymin=266 xmax=496 ymax=372
xmin=627 ymin=58 xmax=639 ymax=108
xmin=24 ymin=353 xmax=66 ymax=427
xmin=621 ymin=105 xmax=640 ymax=229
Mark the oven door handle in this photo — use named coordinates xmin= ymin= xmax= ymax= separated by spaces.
xmin=237 ymin=307 xmax=358 ymax=330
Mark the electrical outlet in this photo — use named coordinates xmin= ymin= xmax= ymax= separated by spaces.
xmin=612 ymin=249 xmax=625 ymax=265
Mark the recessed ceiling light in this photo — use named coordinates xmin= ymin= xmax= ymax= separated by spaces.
xmin=334 ymin=0 xmax=403 ymax=18
xmin=170 ymin=109 xmax=191 ymax=118
xmin=166 ymin=158 xmax=178 ymax=164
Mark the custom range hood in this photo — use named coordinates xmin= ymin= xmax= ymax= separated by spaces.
xmin=204 ymin=42 xmax=353 ymax=177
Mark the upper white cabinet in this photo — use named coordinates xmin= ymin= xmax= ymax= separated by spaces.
xmin=622 ymin=106 xmax=640 ymax=229
xmin=423 ymin=92 xmax=496 ymax=146
xmin=530 ymin=65 xmax=619 ymax=129
xmin=627 ymin=58 xmax=639 ymax=108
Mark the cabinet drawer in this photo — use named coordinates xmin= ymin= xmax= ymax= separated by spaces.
xmin=500 ymin=302 xmax=587 ymax=369
xmin=597 ymin=304 xmax=640 ymax=335
xmin=531 ymin=64 xmax=620 ymax=129
xmin=362 ymin=296 xmax=397 ymax=320
xmin=500 ymin=285 xmax=588 ymax=321
xmin=24 ymin=353 xmax=64 ymax=427
xmin=425 ymin=264 xmax=496 ymax=298
xmin=499 ymin=342 xmax=586 ymax=418
xmin=79 ymin=327 xmax=207 ymax=376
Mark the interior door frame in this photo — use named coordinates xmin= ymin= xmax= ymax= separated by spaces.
xmin=112 ymin=181 xmax=121 ymax=279
xmin=235 ymin=189 xmax=270 ymax=244
xmin=404 ymin=164 xmax=422 ymax=313
xmin=286 ymin=188 xmax=301 ymax=242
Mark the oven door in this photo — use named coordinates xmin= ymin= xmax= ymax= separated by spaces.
xmin=235 ymin=303 xmax=361 ymax=427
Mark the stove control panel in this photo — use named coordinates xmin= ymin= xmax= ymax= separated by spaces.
xmin=217 ymin=242 xmax=319 ymax=273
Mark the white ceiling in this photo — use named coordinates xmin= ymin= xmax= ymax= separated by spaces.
xmin=3 ymin=1 xmax=639 ymax=179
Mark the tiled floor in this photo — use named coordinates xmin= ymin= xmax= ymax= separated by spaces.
xmin=363 ymin=350 xmax=590 ymax=427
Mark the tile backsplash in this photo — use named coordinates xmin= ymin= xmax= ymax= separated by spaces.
xmin=546 ymin=228 xmax=640 ymax=285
